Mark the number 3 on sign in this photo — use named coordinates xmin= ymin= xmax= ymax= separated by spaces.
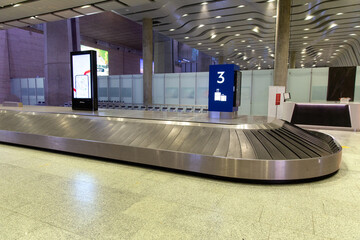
xmin=217 ymin=71 xmax=225 ymax=84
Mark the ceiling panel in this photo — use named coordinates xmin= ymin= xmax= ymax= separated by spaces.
xmin=73 ymin=5 xmax=103 ymax=15
xmin=95 ymin=1 xmax=126 ymax=11
xmin=5 ymin=20 xmax=29 ymax=28
xmin=54 ymin=10 xmax=83 ymax=19
xmin=21 ymin=17 xmax=45 ymax=25
xmin=36 ymin=13 xmax=64 ymax=22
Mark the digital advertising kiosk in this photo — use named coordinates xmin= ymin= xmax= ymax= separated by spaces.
xmin=208 ymin=64 xmax=241 ymax=118
xmin=70 ymin=50 xmax=98 ymax=111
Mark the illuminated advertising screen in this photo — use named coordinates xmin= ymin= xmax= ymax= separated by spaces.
xmin=81 ymin=45 xmax=109 ymax=76
xmin=72 ymin=54 xmax=92 ymax=99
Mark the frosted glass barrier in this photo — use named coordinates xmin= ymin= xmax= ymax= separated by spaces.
xmin=120 ymin=75 xmax=132 ymax=103
xmin=251 ymin=70 xmax=273 ymax=116
xmin=153 ymin=74 xmax=165 ymax=104
xmin=11 ymin=78 xmax=21 ymax=100
xmin=311 ymin=68 xmax=328 ymax=102
xmin=165 ymin=73 xmax=180 ymax=105
xmin=132 ymin=74 xmax=143 ymax=104
xmin=354 ymin=66 xmax=360 ymax=102
xmin=287 ymin=68 xmax=311 ymax=102
xmin=21 ymin=78 xmax=29 ymax=105
xmin=196 ymin=72 xmax=209 ymax=105
xmin=36 ymin=78 xmax=45 ymax=102
xmin=180 ymin=73 xmax=196 ymax=105
xmin=28 ymin=78 xmax=37 ymax=105
xmin=109 ymin=75 xmax=120 ymax=102
xmin=98 ymin=76 xmax=108 ymax=101
xmin=238 ymin=70 xmax=252 ymax=115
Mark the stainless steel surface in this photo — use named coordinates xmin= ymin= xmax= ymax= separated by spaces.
xmin=208 ymin=111 xmax=238 ymax=119
xmin=0 ymin=109 xmax=342 ymax=181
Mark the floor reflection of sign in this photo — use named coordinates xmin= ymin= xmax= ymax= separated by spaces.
xmin=214 ymin=89 xmax=227 ymax=102
xmin=75 ymin=75 xmax=90 ymax=98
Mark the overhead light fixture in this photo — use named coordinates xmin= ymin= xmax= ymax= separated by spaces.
xmin=198 ymin=24 xmax=205 ymax=28
xmin=317 ymin=52 xmax=322 ymax=55
xmin=244 ymin=56 xmax=247 ymax=60
xmin=303 ymin=43 xmax=308 ymax=45
xmin=272 ymin=15 xmax=277 ymax=18
xmin=252 ymin=27 xmax=259 ymax=33
xmin=81 ymin=5 xmax=91 ymax=8
xmin=169 ymin=29 xmax=175 ymax=31
xmin=30 ymin=16 xmax=37 ymax=19
xmin=215 ymin=16 xmax=221 ymax=19
xmin=330 ymin=56 xmax=334 ymax=58
xmin=216 ymin=52 xmax=219 ymax=54
xmin=339 ymin=45 xmax=344 ymax=47
xmin=13 ymin=4 xmax=21 ymax=7
xmin=267 ymin=0 xmax=275 ymax=2
xmin=304 ymin=28 xmax=309 ymax=31
xmin=220 ymin=43 xmax=224 ymax=46
xmin=324 ymin=38 xmax=329 ymax=41
xmin=355 ymin=26 xmax=360 ymax=28
xmin=234 ymin=49 xmax=238 ymax=51
xmin=252 ymin=49 xmax=255 ymax=52
xmin=327 ymin=61 xmax=330 ymax=63
xmin=182 ymin=14 xmax=188 ymax=17
xmin=335 ymin=49 xmax=340 ymax=51
xmin=197 ymin=43 xmax=202 ymax=45
xmin=319 ymin=49 xmax=323 ymax=50
xmin=247 ymin=18 xmax=253 ymax=21
xmin=241 ymin=40 xmax=246 ymax=43
xmin=201 ymin=2 xmax=208 ymax=5
xmin=259 ymin=39 xmax=263 ymax=42
xmin=237 ymin=52 xmax=242 ymax=55
xmin=247 ymin=45 xmax=251 ymax=47
xmin=226 ymin=26 xmax=231 ymax=29
xmin=320 ymin=59 xmax=323 ymax=61
xmin=336 ymin=13 xmax=343 ymax=15
xmin=329 ymin=23 xmax=337 ymax=29
xmin=305 ymin=15 xmax=314 ymax=20
xmin=227 ymin=58 xmax=230 ymax=60
xmin=344 ymin=40 xmax=348 ymax=42
xmin=350 ymin=33 xmax=357 ymax=36
xmin=238 ymin=5 xmax=245 ymax=8
xmin=235 ymin=34 xmax=240 ymax=36
xmin=208 ymin=48 xmax=211 ymax=50
xmin=211 ymin=34 xmax=217 ymax=39
xmin=184 ymin=36 xmax=189 ymax=39
xmin=303 ymin=36 xmax=308 ymax=39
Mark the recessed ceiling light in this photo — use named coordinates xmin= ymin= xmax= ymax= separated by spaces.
xmin=267 ymin=0 xmax=275 ymax=2
xmin=201 ymin=2 xmax=208 ymax=5
xmin=252 ymin=27 xmax=259 ymax=33
xmin=355 ymin=26 xmax=360 ymax=28
xmin=227 ymin=58 xmax=230 ymax=60
xmin=184 ymin=37 xmax=189 ymax=39
xmin=317 ymin=52 xmax=322 ymax=55
xmin=215 ymin=16 xmax=221 ymax=19
xmin=197 ymin=43 xmax=202 ymax=46
xmin=339 ymin=45 xmax=344 ymax=47
xmin=237 ymin=52 xmax=242 ymax=55
xmin=247 ymin=18 xmax=253 ymax=21
xmin=30 ymin=16 xmax=36 ymax=19
xmin=234 ymin=49 xmax=238 ymax=51
xmin=336 ymin=13 xmax=343 ymax=15
xmin=329 ymin=23 xmax=337 ymax=29
xmin=303 ymin=43 xmax=308 ymax=45
xmin=182 ymin=14 xmax=188 ymax=17
xmin=238 ymin=5 xmax=245 ymax=8
xmin=241 ymin=40 xmax=246 ymax=43
xmin=336 ymin=49 xmax=340 ymax=51
xmin=247 ymin=45 xmax=251 ymax=47
xmin=13 ymin=4 xmax=21 ymax=7
xmin=304 ymin=28 xmax=309 ymax=31
xmin=235 ymin=34 xmax=240 ymax=36
xmin=305 ymin=15 xmax=314 ymax=20
xmin=303 ymin=36 xmax=308 ymax=39
xmin=350 ymin=33 xmax=357 ymax=36
xmin=252 ymin=49 xmax=255 ymax=52
xmin=208 ymin=48 xmax=211 ymax=50
xmin=330 ymin=56 xmax=334 ymax=58
xmin=198 ymin=24 xmax=205 ymax=28
xmin=232 ymin=61 xmax=235 ymax=63
xmin=220 ymin=44 xmax=224 ymax=46
xmin=344 ymin=40 xmax=348 ymax=42
xmin=324 ymin=38 xmax=329 ymax=41
xmin=319 ymin=49 xmax=323 ymax=50
xmin=226 ymin=26 xmax=231 ymax=29
xmin=169 ymin=29 xmax=175 ymax=31
xmin=81 ymin=5 xmax=91 ymax=8
xmin=272 ymin=15 xmax=277 ymax=18
xmin=327 ymin=61 xmax=330 ymax=63
xmin=320 ymin=59 xmax=323 ymax=61
xmin=216 ymin=52 xmax=219 ymax=54
xmin=211 ymin=34 xmax=217 ymax=39
xmin=259 ymin=39 xmax=263 ymax=42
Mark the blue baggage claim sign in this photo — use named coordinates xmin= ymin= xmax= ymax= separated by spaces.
xmin=209 ymin=64 xmax=238 ymax=112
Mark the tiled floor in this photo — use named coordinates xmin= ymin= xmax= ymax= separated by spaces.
xmin=0 ymin=129 xmax=359 ymax=240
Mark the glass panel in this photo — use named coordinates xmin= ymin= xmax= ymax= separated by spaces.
xmin=20 ymin=78 xmax=29 ymax=105
xmin=287 ymin=68 xmax=311 ymax=103
xmin=28 ymin=78 xmax=37 ymax=105
xmin=153 ymin=74 xmax=165 ymax=104
xmin=311 ymin=67 xmax=328 ymax=102
xmin=354 ymin=66 xmax=360 ymax=102
xmin=11 ymin=78 xmax=21 ymax=101
xmin=165 ymin=73 xmax=180 ymax=105
xmin=120 ymin=75 xmax=133 ymax=104
xmin=98 ymin=76 xmax=108 ymax=101
xmin=36 ymin=78 xmax=45 ymax=103
xmin=251 ymin=69 xmax=273 ymax=116
xmin=238 ymin=70 xmax=252 ymax=116
xmin=132 ymin=74 xmax=143 ymax=104
xmin=180 ymin=73 xmax=196 ymax=105
xmin=195 ymin=72 xmax=209 ymax=106
xmin=109 ymin=75 xmax=120 ymax=102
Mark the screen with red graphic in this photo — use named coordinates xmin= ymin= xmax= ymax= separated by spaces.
xmin=72 ymin=54 xmax=91 ymax=99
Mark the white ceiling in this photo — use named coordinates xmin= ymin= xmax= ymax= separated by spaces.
xmin=0 ymin=0 xmax=360 ymax=69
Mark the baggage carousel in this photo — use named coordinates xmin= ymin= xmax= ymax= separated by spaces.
xmin=0 ymin=108 xmax=342 ymax=181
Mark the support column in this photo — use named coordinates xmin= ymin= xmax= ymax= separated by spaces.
xmin=142 ymin=18 xmax=153 ymax=106
xmin=0 ymin=30 xmax=11 ymax=103
xmin=289 ymin=51 xmax=296 ymax=68
xmin=273 ymin=0 xmax=291 ymax=87
xmin=219 ymin=56 xmax=224 ymax=64
xmin=44 ymin=19 xmax=80 ymax=106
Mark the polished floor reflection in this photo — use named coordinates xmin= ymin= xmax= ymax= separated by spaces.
xmin=0 ymin=129 xmax=359 ymax=239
